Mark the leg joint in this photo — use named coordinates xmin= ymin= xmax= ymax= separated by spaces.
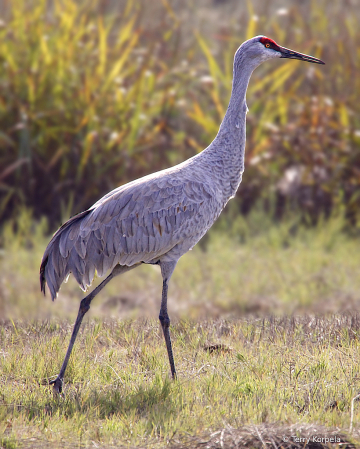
xmin=159 ymin=314 xmax=170 ymax=327
xmin=80 ymin=297 xmax=91 ymax=314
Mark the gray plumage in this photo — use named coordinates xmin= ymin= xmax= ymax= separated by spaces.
xmin=40 ymin=36 xmax=324 ymax=391
xmin=41 ymin=165 xmax=219 ymax=300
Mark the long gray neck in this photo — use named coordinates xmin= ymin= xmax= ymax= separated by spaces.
xmin=206 ymin=55 xmax=256 ymax=199
xmin=221 ymin=62 xmax=253 ymax=130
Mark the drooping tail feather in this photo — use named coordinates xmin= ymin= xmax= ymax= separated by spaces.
xmin=40 ymin=256 xmax=48 ymax=295
xmin=39 ymin=210 xmax=91 ymax=300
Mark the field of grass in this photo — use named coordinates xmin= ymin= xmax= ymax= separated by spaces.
xmin=1 ymin=212 xmax=360 ymax=447
xmin=2 ymin=208 xmax=360 ymax=321
xmin=1 ymin=316 xmax=360 ymax=448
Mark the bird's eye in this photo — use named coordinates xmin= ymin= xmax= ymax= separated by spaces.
xmin=266 ymin=43 xmax=270 ymax=48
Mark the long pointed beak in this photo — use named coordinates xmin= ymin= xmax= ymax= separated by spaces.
xmin=279 ymin=46 xmax=325 ymax=65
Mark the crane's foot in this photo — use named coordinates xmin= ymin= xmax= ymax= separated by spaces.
xmin=49 ymin=376 xmax=63 ymax=395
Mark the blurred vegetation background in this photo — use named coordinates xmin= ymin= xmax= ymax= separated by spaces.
xmin=0 ymin=0 xmax=360 ymax=320
xmin=0 ymin=0 xmax=359 ymax=229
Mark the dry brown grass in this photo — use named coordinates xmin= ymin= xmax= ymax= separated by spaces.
xmin=172 ymin=423 xmax=356 ymax=449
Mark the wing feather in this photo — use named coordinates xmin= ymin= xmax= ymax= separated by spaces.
xmin=40 ymin=174 xmax=216 ymax=300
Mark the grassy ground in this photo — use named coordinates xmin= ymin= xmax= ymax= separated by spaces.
xmin=1 ymin=212 xmax=360 ymax=447
xmin=2 ymin=209 xmax=360 ymax=321
xmin=1 ymin=317 xmax=360 ymax=448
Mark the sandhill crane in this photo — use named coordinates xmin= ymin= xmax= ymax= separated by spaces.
xmin=40 ymin=36 xmax=324 ymax=393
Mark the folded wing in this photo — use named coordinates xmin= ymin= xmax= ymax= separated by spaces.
xmin=40 ymin=175 xmax=213 ymax=300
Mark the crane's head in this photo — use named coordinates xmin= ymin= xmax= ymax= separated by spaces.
xmin=235 ymin=36 xmax=325 ymax=69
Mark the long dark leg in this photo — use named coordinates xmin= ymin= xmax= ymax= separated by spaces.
xmin=50 ymin=263 xmax=140 ymax=393
xmin=159 ymin=262 xmax=177 ymax=379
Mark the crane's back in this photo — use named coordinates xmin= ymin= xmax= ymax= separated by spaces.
xmin=40 ymin=150 xmax=233 ymax=300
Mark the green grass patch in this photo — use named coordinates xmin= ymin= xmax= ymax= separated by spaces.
xmin=1 ymin=212 xmax=360 ymax=446
xmin=1 ymin=317 xmax=360 ymax=447
xmin=1 ymin=209 xmax=360 ymax=320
